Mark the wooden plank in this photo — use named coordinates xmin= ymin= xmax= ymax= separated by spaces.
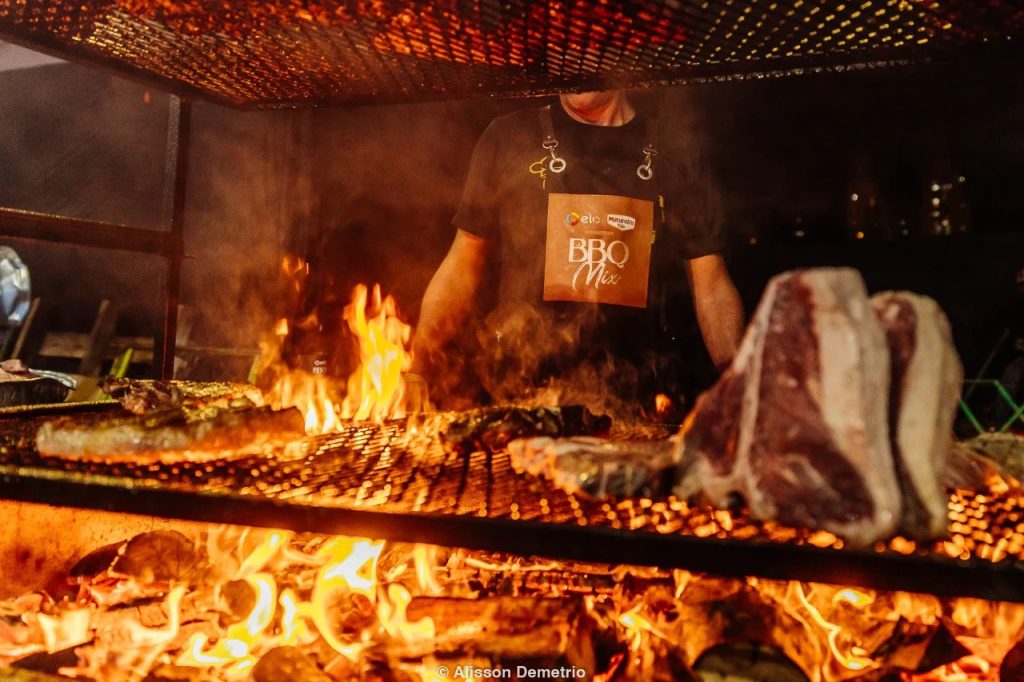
xmin=77 ymin=299 xmax=118 ymax=377
xmin=8 ymin=297 xmax=40 ymax=361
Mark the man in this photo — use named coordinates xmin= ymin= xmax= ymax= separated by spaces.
xmin=410 ymin=90 xmax=744 ymax=413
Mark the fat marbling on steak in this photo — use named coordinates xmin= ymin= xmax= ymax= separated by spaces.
xmin=679 ymin=268 xmax=903 ymax=547
xmin=873 ymin=291 xmax=963 ymax=539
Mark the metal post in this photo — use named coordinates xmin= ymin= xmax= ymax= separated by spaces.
xmin=156 ymin=96 xmax=191 ymax=379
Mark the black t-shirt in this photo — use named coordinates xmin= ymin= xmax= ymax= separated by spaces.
xmin=452 ymin=102 xmax=723 ymax=403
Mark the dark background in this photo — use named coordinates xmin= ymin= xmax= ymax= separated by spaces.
xmin=0 ymin=47 xmax=1021 ymax=392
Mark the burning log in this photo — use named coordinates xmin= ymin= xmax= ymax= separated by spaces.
xmin=399 ymin=596 xmax=595 ymax=675
xmin=868 ymin=619 xmax=970 ymax=675
xmin=71 ymin=531 xmax=204 ymax=584
xmin=0 ymin=670 xmax=68 ymax=682
xmin=1000 ymin=637 xmax=1024 ymax=680
xmin=252 ymin=646 xmax=331 ymax=682
xmin=694 ymin=643 xmax=808 ymax=682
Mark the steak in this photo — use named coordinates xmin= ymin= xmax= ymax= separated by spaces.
xmin=508 ymin=436 xmax=679 ymax=499
xmin=873 ymin=291 xmax=963 ymax=539
xmin=680 ymin=268 xmax=902 ymax=547
xmin=442 ymin=405 xmax=612 ymax=456
xmin=36 ymin=405 xmax=305 ymax=463
xmin=100 ymin=377 xmax=263 ymax=414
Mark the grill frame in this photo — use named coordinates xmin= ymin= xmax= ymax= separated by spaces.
xmin=1 ymin=1 xmax=1023 ymax=109
xmin=3 ymin=408 xmax=1023 ymax=603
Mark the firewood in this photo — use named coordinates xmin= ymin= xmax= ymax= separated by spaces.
xmin=253 ymin=646 xmax=332 ymax=682
xmin=70 ymin=531 xmax=203 ymax=585
xmin=869 ymin=619 xmax=970 ymax=673
xmin=693 ymin=642 xmax=809 ymax=682
xmin=0 ymin=669 xmax=69 ymax=682
xmin=400 ymin=597 xmax=595 ymax=674
xmin=1000 ymin=636 xmax=1024 ymax=681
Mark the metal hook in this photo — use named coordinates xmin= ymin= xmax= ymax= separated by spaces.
xmin=543 ymin=137 xmax=567 ymax=174
xmin=637 ymin=144 xmax=657 ymax=180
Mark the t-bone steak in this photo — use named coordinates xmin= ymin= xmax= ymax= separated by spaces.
xmin=872 ymin=291 xmax=963 ymax=539
xmin=679 ymin=268 xmax=903 ymax=547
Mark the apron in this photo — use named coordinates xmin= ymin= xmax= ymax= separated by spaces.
xmin=475 ymin=106 xmax=670 ymax=404
xmin=538 ymin=105 xmax=661 ymax=310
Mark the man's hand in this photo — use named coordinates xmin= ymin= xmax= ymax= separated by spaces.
xmin=687 ymin=254 xmax=744 ymax=371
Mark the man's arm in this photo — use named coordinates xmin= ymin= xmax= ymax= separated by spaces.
xmin=410 ymin=228 xmax=490 ymax=375
xmin=687 ymin=253 xmax=744 ymax=371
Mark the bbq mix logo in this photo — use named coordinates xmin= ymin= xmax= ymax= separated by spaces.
xmin=568 ymin=238 xmax=630 ymax=291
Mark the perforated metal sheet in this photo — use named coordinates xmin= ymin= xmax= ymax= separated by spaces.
xmin=1 ymin=1 xmax=1022 ymax=107
xmin=1 ymin=410 xmax=1023 ymax=601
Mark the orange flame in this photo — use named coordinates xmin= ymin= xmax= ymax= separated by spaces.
xmin=377 ymin=584 xmax=436 ymax=645
xmin=654 ymin=393 xmax=672 ymax=418
xmin=341 ymin=284 xmax=412 ymax=422
xmin=257 ymin=276 xmax=414 ymax=432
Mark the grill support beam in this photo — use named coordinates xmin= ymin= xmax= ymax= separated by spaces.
xmin=155 ymin=96 xmax=191 ymax=380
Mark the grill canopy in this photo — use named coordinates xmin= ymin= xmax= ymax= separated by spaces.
xmin=1 ymin=0 xmax=1023 ymax=108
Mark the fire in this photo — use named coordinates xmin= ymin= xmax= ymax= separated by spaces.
xmin=255 ymin=256 xmax=414 ymax=432
xmin=340 ymin=283 xmax=412 ymax=422
xmin=792 ymin=583 xmax=877 ymax=674
xmin=10 ymin=524 xmax=1023 ymax=681
xmin=654 ymin=392 xmax=672 ymax=419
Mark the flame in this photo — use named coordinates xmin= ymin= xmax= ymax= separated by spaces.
xmin=176 ymin=573 xmax=277 ymax=677
xmin=256 ymin=273 xmax=414 ymax=432
xmin=340 ymin=284 xmax=412 ymax=422
xmin=413 ymin=544 xmax=444 ymax=596
xmin=378 ymin=584 xmax=436 ymax=645
xmin=310 ymin=536 xmax=384 ymax=658
xmin=832 ymin=587 xmax=875 ymax=609
xmin=654 ymin=393 xmax=672 ymax=419
xmin=792 ymin=583 xmax=877 ymax=674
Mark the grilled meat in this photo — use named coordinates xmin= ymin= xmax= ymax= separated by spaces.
xmin=509 ymin=436 xmax=679 ymax=499
xmin=35 ymin=405 xmax=304 ymax=463
xmin=872 ymin=291 xmax=963 ymax=540
xmin=442 ymin=405 xmax=612 ymax=456
xmin=100 ymin=377 xmax=264 ymax=415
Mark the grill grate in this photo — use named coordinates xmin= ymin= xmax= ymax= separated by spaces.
xmin=0 ymin=1 xmax=1022 ymax=107
xmin=1 ymin=410 xmax=1023 ymax=601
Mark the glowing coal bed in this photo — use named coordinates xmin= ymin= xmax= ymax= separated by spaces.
xmin=1 ymin=501 xmax=1023 ymax=682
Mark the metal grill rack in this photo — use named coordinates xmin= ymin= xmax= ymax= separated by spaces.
xmin=1 ymin=410 xmax=1023 ymax=602
xmin=1 ymin=1 xmax=1022 ymax=108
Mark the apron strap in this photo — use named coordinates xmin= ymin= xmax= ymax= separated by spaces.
xmin=637 ymin=108 xmax=661 ymax=181
xmin=538 ymin=102 xmax=663 ymax=185
xmin=538 ymin=105 xmax=567 ymax=179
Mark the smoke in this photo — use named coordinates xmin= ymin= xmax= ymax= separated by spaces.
xmin=1 ymin=44 xmax=721 ymax=402
xmin=179 ymin=103 xmax=314 ymax=376
xmin=0 ymin=55 xmax=171 ymax=344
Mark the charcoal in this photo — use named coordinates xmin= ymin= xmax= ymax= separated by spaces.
xmin=443 ymin=405 xmax=611 ymax=456
xmin=0 ymin=669 xmax=72 ymax=682
xmin=869 ymin=619 xmax=969 ymax=673
xmin=1000 ymin=636 xmax=1024 ymax=681
xmin=69 ymin=541 xmax=123 ymax=578
xmin=10 ymin=647 xmax=77 ymax=675
xmin=220 ymin=580 xmax=255 ymax=620
xmin=113 ymin=531 xmax=200 ymax=583
xmin=253 ymin=646 xmax=331 ymax=682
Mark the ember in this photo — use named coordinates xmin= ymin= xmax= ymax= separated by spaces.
xmin=3 ymin=520 xmax=1024 ymax=681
